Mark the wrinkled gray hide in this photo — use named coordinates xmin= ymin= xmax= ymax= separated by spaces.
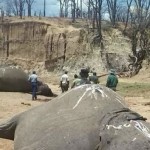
xmin=0 ymin=84 xmax=150 ymax=150
xmin=0 ymin=66 xmax=30 ymax=92
xmin=37 ymin=82 xmax=56 ymax=97
xmin=0 ymin=66 xmax=54 ymax=97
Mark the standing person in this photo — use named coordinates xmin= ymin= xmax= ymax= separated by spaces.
xmin=60 ymin=71 xmax=69 ymax=93
xmin=106 ymin=69 xmax=118 ymax=91
xmin=89 ymin=72 xmax=99 ymax=84
xmin=79 ymin=68 xmax=91 ymax=85
xmin=71 ymin=74 xmax=81 ymax=88
xmin=28 ymin=71 xmax=38 ymax=100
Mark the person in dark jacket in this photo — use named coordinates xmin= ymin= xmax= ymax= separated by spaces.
xmin=89 ymin=72 xmax=99 ymax=84
xmin=79 ymin=68 xmax=91 ymax=85
xmin=106 ymin=69 xmax=118 ymax=91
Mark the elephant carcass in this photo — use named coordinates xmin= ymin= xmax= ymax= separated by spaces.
xmin=37 ymin=81 xmax=56 ymax=97
xmin=0 ymin=66 xmax=30 ymax=92
xmin=0 ymin=84 xmax=150 ymax=150
xmin=0 ymin=66 xmax=55 ymax=97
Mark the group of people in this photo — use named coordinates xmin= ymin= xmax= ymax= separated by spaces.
xmin=28 ymin=68 xmax=118 ymax=100
xmin=60 ymin=68 xmax=118 ymax=93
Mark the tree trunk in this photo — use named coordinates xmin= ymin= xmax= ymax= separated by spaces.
xmin=72 ymin=0 xmax=76 ymax=22
xmin=28 ymin=4 xmax=31 ymax=16
xmin=80 ymin=0 xmax=82 ymax=18
xmin=44 ymin=0 xmax=46 ymax=17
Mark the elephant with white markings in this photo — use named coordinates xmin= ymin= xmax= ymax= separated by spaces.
xmin=0 ymin=84 xmax=150 ymax=150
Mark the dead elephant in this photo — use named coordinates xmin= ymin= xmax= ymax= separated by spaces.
xmin=0 ymin=84 xmax=150 ymax=150
xmin=37 ymin=81 xmax=57 ymax=97
xmin=0 ymin=66 xmax=55 ymax=97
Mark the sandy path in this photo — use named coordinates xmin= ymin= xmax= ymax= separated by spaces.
xmin=0 ymin=85 xmax=149 ymax=150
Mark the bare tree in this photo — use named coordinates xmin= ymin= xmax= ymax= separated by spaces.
xmin=58 ymin=0 xmax=65 ymax=17
xmin=116 ymin=6 xmax=127 ymax=22
xmin=124 ymin=0 xmax=133 ymax=30
xmin=19 ymin=0 xmax=25 ymax=18
xmin=5 ymin=0 xmax=25 ymax=18
xmin=5 ymin=0 xmax=18 ymax=16
xmin=106 ymin=0 xmax=118 ymax=26
xmin=26 ymin=0 xmax=35 ymax=16
xmin=88 ymin=0 xmax=103 ymax=44
xmin=71 ymin=0 xmax=76 ymax=22
xmin=64 ymin=0 xmax=69 ymax=17
xmin=43 ymin=0 xmax=46 ymax=17
xmin=58 ymin=0 xmax=71 ymax=17
xmin=80 ymin=0 xmax=82 ymax=18
xmin=124 ymin=0 xmax=150 ymax=74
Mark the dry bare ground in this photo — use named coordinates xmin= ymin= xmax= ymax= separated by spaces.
xmin=0 ymin=73 xmax=150 ymax=150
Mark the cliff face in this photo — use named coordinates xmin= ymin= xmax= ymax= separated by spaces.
xmin=0 ymin=19 xmax=91 ymax=72
xmin=0 ymin=18 xmax=131 ymax=73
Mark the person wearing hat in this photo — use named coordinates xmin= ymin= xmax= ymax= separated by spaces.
xmin=28 ymin=71 xmax=38 ymax=100
xmin=106 ymin=69 xmax=118 ymax=91
xmin=60 ymin=71 xmax=69 ymax=93
xmin=89 ymin=72 xmax=99 ymax=84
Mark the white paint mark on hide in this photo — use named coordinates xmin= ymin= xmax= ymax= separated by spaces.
xmin=73 ymin=87 xmax=91 ymax=109
xmin=107 ymin=125 xmax=122 ymax=130
xmin=58 ymin=85 xmax=88 ymax=99
xmin=106 ymin=123 xmax=131 ymax=130
xmin=115 ymin=97 xmax=126 ymax=107
xmin=131 ymin=120 xmax=150 ymax=138
xmin=88 ymin=87 xmax=98 ymax=100
xmin=74 ymin=84 xmax=88 ymax=90
xmin=124 ymin=124 xmax=131 ymax=128
xmin=73 ymin=85 xmax=109 ymax=109
xmin=94 ymin=106 xmax=98 ymax=109
xmin=91 ymin=88 xmax=98 ymax=100
xmin=132 ymin=137 xmax=137 ymax=142
xmin=90 ymin=85 xmax=108 ymax=99
xmin=98 ymin=89 xmax=108 ymax=98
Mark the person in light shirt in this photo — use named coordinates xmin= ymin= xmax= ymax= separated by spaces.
xmin=28 ymin=71 xmax=38 ymax=100
xmin=60 ymin=71 xmax=69 ymax=93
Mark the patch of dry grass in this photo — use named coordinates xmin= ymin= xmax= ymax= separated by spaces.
xmin=117 ymin=82 xmax=150 ymax=98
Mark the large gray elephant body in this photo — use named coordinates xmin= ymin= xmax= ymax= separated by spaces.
xmin=0 ymin=84 xmax=150 ymax=150
xmin=0 ymin=66 xmax=30 ymax=92
xmin=0 ymin=66 xmax=54 ymax=96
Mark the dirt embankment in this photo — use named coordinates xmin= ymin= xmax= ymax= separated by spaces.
xmin=0 ymin=17 xmax=132 ymax=75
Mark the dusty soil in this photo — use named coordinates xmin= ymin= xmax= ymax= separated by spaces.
xmin=0 ymin=80 xmax=150 ymax=150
